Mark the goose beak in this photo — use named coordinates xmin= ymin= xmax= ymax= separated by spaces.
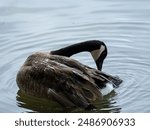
xmin=96 ymin=60 xmax=103 ymax=71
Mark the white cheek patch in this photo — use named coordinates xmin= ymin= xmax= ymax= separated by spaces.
xmin=91 ymin=45 xmax=105 ymax=61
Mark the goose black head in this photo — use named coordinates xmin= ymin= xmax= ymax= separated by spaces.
xmin=90 ymin=42 xmax=107 ymax=71
xmin=51 ymin=40 xmax=107 ymax=71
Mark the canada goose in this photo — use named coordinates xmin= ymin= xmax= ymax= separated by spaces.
xmin=16 ymin=40 xmax=122 ymax=109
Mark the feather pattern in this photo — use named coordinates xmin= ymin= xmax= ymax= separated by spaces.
xmin=17 ymin=52 xmax=122 ymax=109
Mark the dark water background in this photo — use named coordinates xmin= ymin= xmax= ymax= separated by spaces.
xmin=0 ymin=0 xmax=150 ymax=112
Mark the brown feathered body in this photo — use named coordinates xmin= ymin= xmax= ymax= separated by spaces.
xmin=17 ymin=52 xmax=122 ymax=109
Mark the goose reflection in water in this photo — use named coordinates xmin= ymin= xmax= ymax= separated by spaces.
xmin=16 ymin=89 xmax=121 ymax=113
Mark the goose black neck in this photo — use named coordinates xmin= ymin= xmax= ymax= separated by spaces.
xmin=51 ymin=40 xmax=105 ymax=57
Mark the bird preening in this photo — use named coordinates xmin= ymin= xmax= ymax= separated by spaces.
xmin=16 ymin=40 xmax=122 ymax=109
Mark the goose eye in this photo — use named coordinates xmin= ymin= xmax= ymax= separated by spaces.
xmin=101 ymin=50 xmax=107 ymax=58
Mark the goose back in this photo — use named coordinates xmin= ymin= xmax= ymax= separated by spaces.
xmin=17 ymin=52 xmax=122 ymax=109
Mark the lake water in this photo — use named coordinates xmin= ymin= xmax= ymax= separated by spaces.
xmin=0 ymin=0 xmax=150 ymax=113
